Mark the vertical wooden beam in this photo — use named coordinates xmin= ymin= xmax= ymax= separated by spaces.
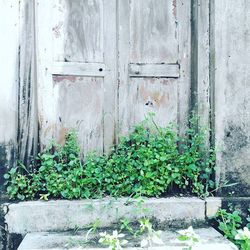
xmin=177 ymin=0 xmax=192 ymax=135
xmin=17 ymin=0 xmax=38 ymax=165
xmin=117 ymin=0 xmax=130 ymax=136
xmin=103 ymin=0 xmax=117 ymax=151
xmin=190 ymin=0 xmax=198 ymax=115
xmin=191 ymin=0 xmax=211 ymax=143
xmin=197 ymin=0 xmax=210 ymax=132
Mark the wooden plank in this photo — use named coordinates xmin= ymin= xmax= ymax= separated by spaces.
xmin=130 ymin=0 xmax=178 ymax=63
xmin=52 ymin=0 xmax=104 ymax=63
xmin=176 ymin=0 xmax=191 ymax=135
xmin=129 ymin=63 xmax=180 ymax=78
xmin=53 ymin=76 xmax=104 ymax=156
xmin=37 ymin=0 xmax=116 ymax=156
xmin=52 ymin=62 xmax=106 ymax=77
xmin=36 ymin=0 xmax=57 ymax=147
xmin=118 ymin=0 xmax=133 ymax=135
xmin=17 ymin=0 xmax=39 ymax=165
xmin=197 ymin=0 xmax=210 ymax=144
xmin=118 ymin=0 xmax=181 ymax=135
xmin=128 ymin=78 xmax=178 ymax=127
xmin=103 ymin=0 xmax=117 ymax=150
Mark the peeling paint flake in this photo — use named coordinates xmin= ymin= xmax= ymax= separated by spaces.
xmin=53 ymin=75 xmax=76 ymax=83
xmin=172 ymin=0 xmax=177 ymax=19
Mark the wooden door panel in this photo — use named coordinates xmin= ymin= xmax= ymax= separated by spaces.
xmin=119 ymin=78 xmax=178 ymax=129
xmin=130 ymin=0 xmax=178 ymax=63
xmin=36 ymin=0 xmax=116 ymax=155
xmin=36 ymin=0 xmax=190 ymax=153
xmin=53 ymin=76 xmax=104 ymax=154
xmin=52 ymin=0 xmax=104 ymax=63
xmin=118 ymin=0 xmax=191 ymax=135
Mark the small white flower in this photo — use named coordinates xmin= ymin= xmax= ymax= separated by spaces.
xmin=121 ymin=239 xmax=128 ymax=245
xmin=118 ymin=233 xmax=125 ymax=238
xmin=113 ymin=230 xmax=119 ymax=237
xmin=235 ymin=227 xmax=250 ymax=240
xmin=99 ymin=232 xmax=107 ymax=237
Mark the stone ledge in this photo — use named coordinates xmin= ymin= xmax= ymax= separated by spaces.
xmin=18 ymin=227 xmax=237 ymax=250
xmin=3 ymin=198 xmax=209 ymax=234
xmin=205 ymin=197 xmax=222 ymax=218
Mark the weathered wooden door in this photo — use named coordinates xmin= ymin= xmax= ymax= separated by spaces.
xmin=118 ymin=0 xmax=191 ymax=134
xmin=36 ymin=0 xmax=191 ymax=154
xmin=36 ymin=0 xmax=117 ymax=155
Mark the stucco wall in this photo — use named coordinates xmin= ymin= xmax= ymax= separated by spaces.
xmin=0 ymin=0 xmax=19 ymax=190
xmin=214 ymin=0 xmax=250 ymax=195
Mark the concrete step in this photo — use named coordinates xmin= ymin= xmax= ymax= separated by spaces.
xmin=18 ymin=227 xmax=237 ymax=250
xmin=3 ymin=197 xmax=221 ymax=235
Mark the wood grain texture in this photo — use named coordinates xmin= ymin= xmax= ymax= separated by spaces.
xmin=52 ymin=62 xmax=106 ymax=77
xmin=130 ymin=0 xmax=178 ymax=63
xmin=117 ymin=0 xmax=130 ymax=135
xmin=103 ymin=0 xmax=117 ymax=150
xmin=176 ymin=0 xmax=191 ymax=135
xmin=124 ymin=78 xmax=178 ymax=129
xmin=36 ymin=0 xmax=56 ymax=147
xmin=197 ymin=0 xmax=210 ymax=143
xmin=53 ymin=76 xmax=104 ymax=156
xmin=36 ymin=0 xmax=116 ymax=155
xmin=129 ymin=63 xmax=180 ymax=78
xmin=118 ymin=0 xmax=191 ymax=135
xmin=53 ymin=0 xmax=103 ymax=63
xmin=18 ymin=0 xmax=38 ymax=165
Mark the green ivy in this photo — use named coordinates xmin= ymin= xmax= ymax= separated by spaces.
xmin=4 ymin=114 xmax=216 ymax=200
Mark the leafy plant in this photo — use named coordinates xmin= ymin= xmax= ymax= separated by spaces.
xmin=139 ymin=218 xmax=163 ymax=248
xmin=99 ymin=231 xmax=128 ymax=250
xmin=215 ymin=207 xmax=250 ymax=249
xmin=216 ymin=208 xmax=242 ymax=242
xmin=247 ymin=209 xmax=250 ymax=229
xmin=5 ymin=114 xmax=216 ymax=200
xmin=119 ymin=218 xmax=134 ymax=235
xmin=5 ymin=131 xmax=91 ymax=200
xmin=235 ymin=227 xmax=250 ymax=250
xmin=85 ymin=219 xmax=101 ymax=242
xmin=177 ymin=226 xmax=200 ymax=250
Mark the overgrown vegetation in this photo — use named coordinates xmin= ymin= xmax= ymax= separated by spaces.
xmin=4 ymin=114 xmax=216 ymax=200
xmin=215 ymin=207 xmax=250 ymax=250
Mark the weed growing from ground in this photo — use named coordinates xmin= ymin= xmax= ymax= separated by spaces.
xmin=99 ymin=231 xmax=128 ymax=250
xmin=5 ymin=114 xmax=216 ymax=200
xmin=215 ymin=206 xmax=250 ymax=249
xmin=177 ymin=226 xmax=200 ymax=250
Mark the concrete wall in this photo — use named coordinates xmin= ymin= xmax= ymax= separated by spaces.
xmin=0 ymin=0 xmax=19 ymax=191
xmin=0 ymin=0 xmax=38 ymax=191
xmin=213 ymin=0 xmax=250 ymax=196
